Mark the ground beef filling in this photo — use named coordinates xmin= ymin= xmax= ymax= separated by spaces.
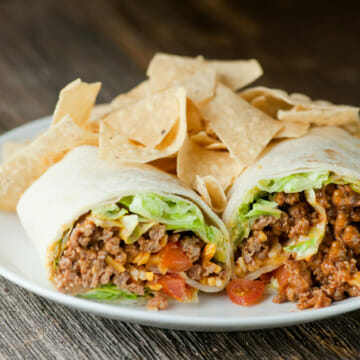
xmin=237 ymin=184 xmax=360 ymax=309
xmin=236 ymin=191 xmax=318 ymax=273
xmin=55 ymin=218 xmax=225 ymax=308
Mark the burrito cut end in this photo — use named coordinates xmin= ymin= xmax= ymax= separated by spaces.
xmin=225 ymin=127 xmax=360 ymax=309
xmin=17 ymin=146 xmax=231 ymax=310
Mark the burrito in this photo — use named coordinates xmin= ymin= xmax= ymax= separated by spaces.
xmin=17 ymin=146 xmax=231 ymax=310
xmin=224 ymin=127 xmax=360 ymax=309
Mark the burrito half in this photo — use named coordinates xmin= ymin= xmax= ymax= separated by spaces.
xmin=17 ymin=146 xmax=231 ymax=310
xmin=224 ymin=127 xmax=360 ymax=309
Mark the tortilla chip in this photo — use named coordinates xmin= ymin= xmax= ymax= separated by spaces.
xmin=99 ymin=87 xmax=187 ymax=163
xmin=177 ymin=137 xmax=242 ymax=191
xmin=274 ymin=121 xmax=310 ymax=139
xmin=250 ymin=95 xmax=292 ymax=118
xmin=241 ymin=86 xmax=359 ymax=126
xmin=186 ymin=100 xmax=204 ymax=134
xmin=241 ymin=86 xmax=294 ymax=105
xmin=86 ymin=104 xmax=113 ymax=133
xmin=199 ymin=84 xmax=282 ymax=166
xmin=90 ymin=104 xmax=112 ymax=122
xmin=204 ymin=142 xmax=228 ymax=150
xmin=278 ymin=108 xmax=360 ymax=126
xmin=52 ymin=79 xmax=101 ymax=127
xmin=2 ymin=142 xmax=28 ymax=162
xmin=149 ymin=156 xmax=177 ymax=175
xmin=194 ymin=175 xmax=227 ymax=213
xmin=147 ymin=53 xmax=263 ymax=92
xmin=342 ymin=121 xmax=360 ymax=137
xmin=190 ymin=131 xmax=218 ymax=146
xmin=0 ymin=115 xmax=98 ymax=211
xmin=209 ymin=59 xmax=263 ymax=90
xmin=173 ymin=66 xmax=216 ymax=103
xmin=147 ymin=53 xmax=204 ymax=90
xmin=111 ymin=80 xmax=153 ymax=109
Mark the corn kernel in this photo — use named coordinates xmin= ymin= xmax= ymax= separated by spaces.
xmin=148 ymin=283 xmax=162 ymax=291
xmin=133 ymin=252 xmax=151 ymax=266
xmin=148 ymin=253 xmax=162 ymax=266
xmin=207 ymin=277 xmax=217 ymax=286
xmin=145 ymin=272 xmax=154 ymax=281
xmin=203 ymin=243 xmax=216 ymax=261
xmin=105 ymin=256 xmax=125 ymax=273
xmin=258 ymin=231 xmax=267 ymax=242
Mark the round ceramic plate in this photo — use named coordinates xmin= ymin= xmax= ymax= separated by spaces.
xmin=1 ymin=117 xmax=359 ymax=331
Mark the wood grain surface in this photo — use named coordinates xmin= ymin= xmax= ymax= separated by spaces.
xmin=0 ymin=0 xmax=360 ymax=359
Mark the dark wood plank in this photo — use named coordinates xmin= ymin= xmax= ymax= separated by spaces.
xmin=0 ymin=0 xmax=360 ymax=359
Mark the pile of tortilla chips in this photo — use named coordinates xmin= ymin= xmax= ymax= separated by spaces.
xmin=1 ymin=53 xmax=359 ymax=212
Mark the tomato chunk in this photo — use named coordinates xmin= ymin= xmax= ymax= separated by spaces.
xmin=158 ymin=275 xmax=187 ymax=301
xmin=161 ymin=243 xmax=192 ymax=272
xmin=226 ymin=279 xmax=264 ymax=306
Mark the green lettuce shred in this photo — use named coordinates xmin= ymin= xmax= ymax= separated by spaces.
xmin=90 ymin=193 xmax=224 ymax=261
xmin=257 ymin=171 xmax=329 ymax=194
xmin=245 ymin=199 xmax=282 ymax=219
xmin=91 ymin=204 xmax=128 ymax=220
xmin=119 ymin=193 xmax=224 ymax=259
xmin=78 ymin=284 xmax=139 ymax=301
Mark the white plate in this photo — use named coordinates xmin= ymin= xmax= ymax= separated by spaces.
xmin=1 ymin=117 xmax=360 ymax=331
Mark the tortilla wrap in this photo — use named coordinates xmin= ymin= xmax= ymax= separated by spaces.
xmin=17 ymin=146 xmax=231 ymax=305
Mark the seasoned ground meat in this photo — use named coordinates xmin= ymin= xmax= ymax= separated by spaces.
xmin=186 ymin=264 xmax=202 ymax=280
xmin=238 ymin=195 xmax=315 ymax=267
xmin=138 ymin=224 xmax=166 ymax=252
xmin=55 ymin=217 xmax=225 ymax=307
xmin=238 ymin=184 xmax=360 ymax=309
xmin=179 ymin=235 xmax=202 ymax=262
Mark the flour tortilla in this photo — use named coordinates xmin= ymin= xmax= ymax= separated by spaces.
xmin=17 ymin=146 xmax=231 ymax=293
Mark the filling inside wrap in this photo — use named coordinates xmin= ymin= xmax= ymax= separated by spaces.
xmin=51 ymin=193 xmax=228 ymax=310
xmin=231 ymin=171 xmax=360 ymax=309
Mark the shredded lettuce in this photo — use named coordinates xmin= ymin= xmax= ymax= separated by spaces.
xmin=245 ymin=199 xmax=282 ymax=219
xmin=119 ymin=193 xmax=224 ymax=260
xmin=78 ymin=284 xmax=139 ymax=301
xmin=91 ymin=204 xmax=128 ymax=220
xmin=89 ymin=193 xmax=224 ymax=261
xmin=257 ymin=171 xmax=330 ymax=194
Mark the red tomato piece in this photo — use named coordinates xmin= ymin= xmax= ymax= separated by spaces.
xmin=226 ymin=279 xmax=265 ymax=306
xmin=161 ymin=243 xmax=192 ymax=272
xmin=158 ymin=275 xmax=187 ymax=301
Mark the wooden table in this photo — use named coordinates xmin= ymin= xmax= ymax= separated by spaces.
xmin=1 ymin=1 xmax=360 ymax=358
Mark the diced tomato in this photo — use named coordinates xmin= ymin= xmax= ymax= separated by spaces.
xmin=158 ymin=275 xmax=187 ymax=301
xmin=161 ymin=243 xmax=192 ymax=272
xmin=275 ymin=265 xmax=288 ymax=288
xmin=226 ymin=279 xmax=265 ymax=306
